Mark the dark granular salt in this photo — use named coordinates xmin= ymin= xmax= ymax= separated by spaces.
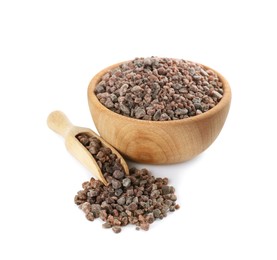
xmin=75 ymin=133 xmax=179 ymax=233
xmin=75 ymin=168 xmax=179 ymax=233
xmin=76 ymin=133 xmax=126 ymax=180
xmin=95 ymin=57 xmax=224 ymax=121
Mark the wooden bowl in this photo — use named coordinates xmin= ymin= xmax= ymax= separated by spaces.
xmin=88 ymin=61 xmax=231 ymax=164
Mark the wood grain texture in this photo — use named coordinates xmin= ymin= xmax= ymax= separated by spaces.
xmin=88 ymin=62 xmax=231 ymax=164
xmin=47 ymin=111 xmax=129 ymax=185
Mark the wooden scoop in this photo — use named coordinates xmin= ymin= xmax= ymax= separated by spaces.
xmin=47 ymin=111 xmax=129 ymax=186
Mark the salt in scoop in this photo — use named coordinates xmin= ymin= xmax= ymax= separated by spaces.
xmin=47 ymin=111 xmax=129 ymax=185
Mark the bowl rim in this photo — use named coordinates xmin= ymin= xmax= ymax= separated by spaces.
xmin=88 ymin=60 xmax=231 ymax=125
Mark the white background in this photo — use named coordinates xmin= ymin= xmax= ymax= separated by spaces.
xmin=1 ymin=0 xmax=276 ymax=259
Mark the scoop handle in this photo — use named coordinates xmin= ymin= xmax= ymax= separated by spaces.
xmin=47 ymin=111 xmax=73 ymax=137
